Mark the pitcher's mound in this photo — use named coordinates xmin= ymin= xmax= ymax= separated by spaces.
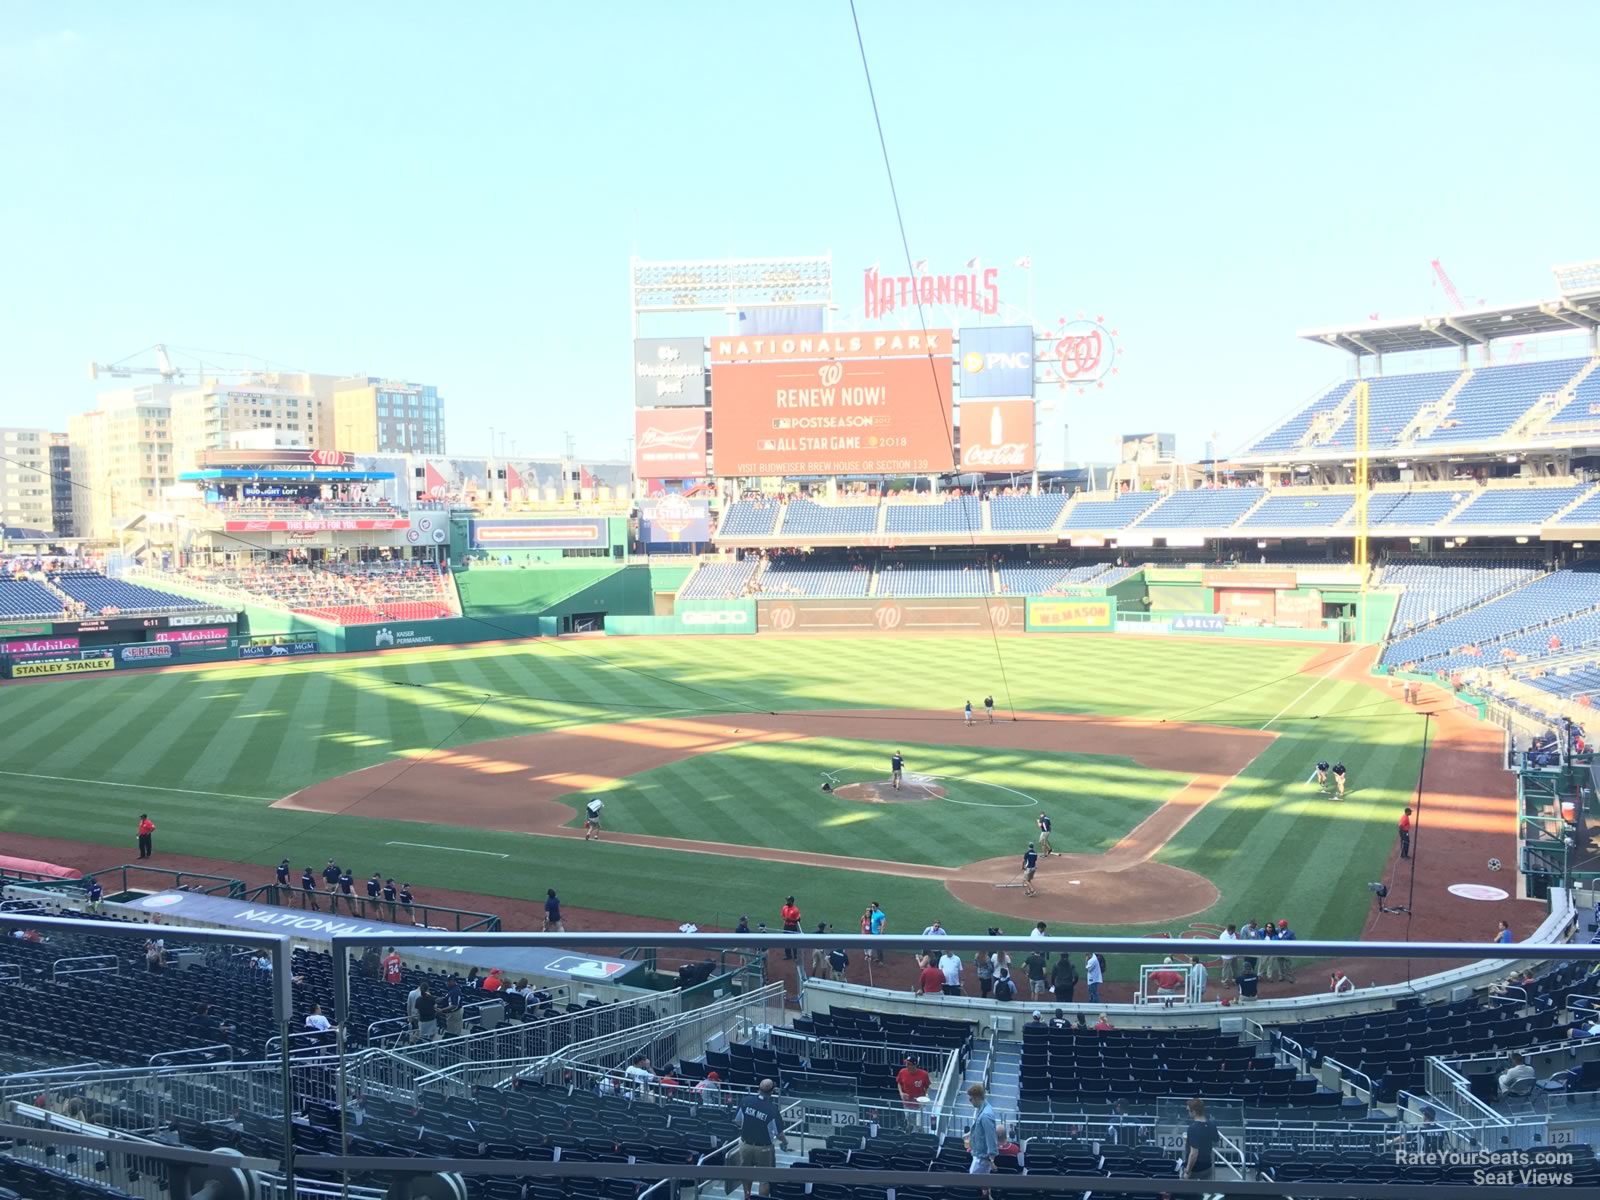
xmin=834 ymin=780 xmax=946 ymax=804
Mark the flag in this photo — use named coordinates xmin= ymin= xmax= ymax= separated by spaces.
xmin=580 ymin=465 xmax=595 ymax=490
xmin=912 ymin=259 xmax=928 ymax=273
xmin=423 ymin=461 xmax=448 ymax=500
xmin=864 ymin=261 xmax=879 ymax=273
xmin=965 ymin=256 xmax=980 ymax=268
xmin=506 ymin=463 xmax=524 ymax=494
xmin=1015 ymin=255 xmax=1032 ymax=269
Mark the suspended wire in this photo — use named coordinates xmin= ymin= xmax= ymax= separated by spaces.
xmin=847 ymin=0 xmax=1018 ymax=722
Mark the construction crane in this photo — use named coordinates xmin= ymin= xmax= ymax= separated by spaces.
xmin=87 ymin=344 xmax=187 ymax=382
xmin=1431 ymin=259 xmax=1466 ymax=312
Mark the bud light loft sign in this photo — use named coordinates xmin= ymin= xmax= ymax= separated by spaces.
xmin=958 ymin=326 xmax=1035 ymax=398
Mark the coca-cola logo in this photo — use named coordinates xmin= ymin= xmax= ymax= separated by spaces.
xmin=639 ymin=425 xmax=701 ymax=450
xmin=962 ymin=443 xmax=1029 ymax=468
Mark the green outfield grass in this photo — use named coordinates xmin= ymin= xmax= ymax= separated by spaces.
xmin=588 ymin=736 xmax=1180 ymax=865
xmin=0 ymin=635 xmax=1424 ymax=958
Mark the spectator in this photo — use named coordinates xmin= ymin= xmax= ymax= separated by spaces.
xmin=1274 ymin=920 xmax=1297 ymax=983
xmin=305 ymin=1003 xmax=332 ymax=1033
xmin=1218 ymin=924 xmax=1238 ymax=984
xmin=695 ymin=1070 xmax=723 ymax=1106
xmin=938 ymin=948 xmax=964 ymax=996
xmin=917 ymin=958 xmax=945 ymax=997
xmin=868 ymin=901 xmax=887 ymax=963
xmin=974 ymin=944 xmax=996 ymax=998
xmin=1026 ymin=1009 xmax=1048 ymax=1031
xmin=1183 ymin=1098 xmax=1217 ymax=1183
xmin=1330 ymin=970 xmax=1355 ymax=994
xmin=1049 ymin=1008 xmax=1070 ymax=1030
xmin=382 ymin=947 xmax=403 ymax=985
xmin=1024 ymin=947 xmax=1049 ymax=1000
xmin=992 ymin=967 xmax=1017 ymax=1002
xmin=964 ymin=1084 xmax=998 ymax=1186
xmin=1094 ymin=1012 xmax=1115 ymax=1032
xmin=826 ymin=945 xmax=848 ymax=981
xmin=896 ymin=1055 xmax=931 ymax=1127
xmin=1498 ymin=1052 xmax=1535 ymax=1098
xmin=1085 ymin=952 xmax=1104 ymax=1004
xmin=406 ymin=980 xmax=426 ymax=1036
xmin=481 ymin=967 xmax=504 ymax=993
xmin=1029 ymin=921 xmax=1048 ymax=939
xmin=1051 ymin=953 xmax=1078 ymax=1004
xmin=1495 ymin=920 xmax=1513 ymax=946
xmin=1149 ymin=957 xmax=1184 ymax=999
xmin=414 ymin=985 xmax=438 ymax=1041
xmin=624 ymin=1055 xmax=657 ymax=1097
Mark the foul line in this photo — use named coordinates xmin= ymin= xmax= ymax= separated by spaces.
xmin=384 ymin=841 xmax=510 ymax=859
xmin=1258 ymin=654 xmax=1348 ymax=732
xmin=0 ymin=769 xmax=274 ymax=804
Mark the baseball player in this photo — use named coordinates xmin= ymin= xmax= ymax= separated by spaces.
xmin=964 ymin=700 xmax=974 ymax=726
xmin=1332 ymin=762 xmax=1347 ymax=796
xmin=891 ymin=750 xmax=905 ymax=790
xmin=984 ymin=695 xmax=995 ymax=723
xmin=1022 ymin=843 xmax=1040 ymax=897
xmin=1037 ymin=813 xmax=1054 ymax=856
xmin=585 ymin=797 xmax=605 ymax=840
xmin=1315 ymin=760 xmax=1330 ymax=788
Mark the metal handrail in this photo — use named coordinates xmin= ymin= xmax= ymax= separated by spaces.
xmin=50 ymin=953 xmax=118 ymax=981
xmin=148 ymin=1043 xmax=234 ymax=1068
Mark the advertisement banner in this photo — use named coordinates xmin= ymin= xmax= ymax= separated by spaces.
xmin=1171 ymin=614 xmax=1226 ymax=633
xmin=1026 ymin=597 xmax=1117 ymax=632
xmin=120 ymin=643 xmax=176 ymax=662
xmin=1 ymin=637 xmax=79 ymax=655
xmin=468 ymin=518 xmax=610 ymax=550
xmin=12 ymin=657 xmax=115 ymax=678
xmin=959 ymin=400 xmax=1035 ymax=473
xmin=634 ymin=409 xmax=708 ymax=478
xmin=1274 ymin=592 xmax=1324 ymax=629
xmin=640 ymin=495 xmax=711 ymax=543
xmin=241 ymin=483 xmax=318 ymax=499
xmin=240 ymin=640 xmax=321 ymax=659
xmin=223 ymin=519 xmax=411 ymax=532
xmin=633 ymin=338 xmax=708 ymax=407
xmin=757 ymin=597 xmax=1025 ymax=635
xmin=710 ymin=358 xmax=955 ymax=476
xmin=1201 ymin=569 xmax=1296 ymax=590
xmin=711 ymin=329 xmax=952 ymax=363
xmin=168 ymin=612 xmax=239 ymax=627
xmin=1216 ymin=589 xmax=1276 ymax=622
xmin=0 ymin=622 xmax=52 ymax=638
xmin=154 ymin=627 xmax=230 ymax=644
xmin=198 ymin=448 xmax=351 ymax=468
xmin=958 ymin=325 xmax=1035 ymax=398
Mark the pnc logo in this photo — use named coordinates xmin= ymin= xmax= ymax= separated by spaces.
xmin=963 ymin=350 xmax=1030 ymax=375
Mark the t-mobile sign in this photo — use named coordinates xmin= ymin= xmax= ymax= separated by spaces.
xmin=1 ymin=637 xmax=79 ymax=655
xmin=153 ymin=627 xmax=230 ymax=644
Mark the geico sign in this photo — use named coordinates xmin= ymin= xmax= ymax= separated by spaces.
xmin=962 ymin=350 xmax=1031 ymax=375
xmin=962 ymin=443 xmax=1030 ymax=468
xmin=680 ymin=610 xmax=749 ymax=626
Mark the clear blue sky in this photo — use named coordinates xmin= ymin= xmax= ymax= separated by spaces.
xmin=3 ymin=1 xmax=1596 ymax=465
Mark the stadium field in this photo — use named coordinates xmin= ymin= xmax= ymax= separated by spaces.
xmin=0 ymin=635 xmax=1427 ymax=949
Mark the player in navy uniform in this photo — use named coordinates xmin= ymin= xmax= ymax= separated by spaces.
xmin=86 ymin=877 xmax=103 ymax=913
xmin=1315 ymin=760 xmax=1330 ymax=788
xmin=337 ymin=867 xmax=355 ymax=914
xmin=1332 ymin=762 xmax=1347 ymax=796
xmin=322 ymin=859 xmax=343 ymax=912
xmin=964 ymin=700 xmax=974 ymax=726
xmin=984 ymin=695 xmax=995 ymax=723
xmin=1021 ymin=843 xmax=1040 ymax=897
xmin=366 ymin=871 xmax=381 ymax=915
xmin=300 ymin=866 xmax=320 ymax=912
xmin=383 ymin=878 xmax=398 ymax=921
xmin=275 ymin=859 xmax=291 ymax=887
xmin=399 ymin=883 xmax=414 ymax=922
xmin=1037 ymin=813 xmax=1054 ymax=856
xmin=891 ymin=751 xmax=905 ymax=789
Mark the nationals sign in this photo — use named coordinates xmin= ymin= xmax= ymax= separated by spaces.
xmin=959 ymin=400 xmax=1035 ymax=473
xmin=634 ymin=409 xmax=707 ymax=478
xmin=864 ymin=266 xmax=999 ymax=321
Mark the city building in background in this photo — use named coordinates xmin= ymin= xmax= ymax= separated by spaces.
xmin=68 ymin=385 xmax=176 ymax=541
xmin=0 ymin=426 xmax=55 ymax=534
xmin=48 ymin=432 xmax=74 ymax=538
xmin=169 ymin=372 xmax=341 ymax=474
xmin=333 ymin=378 xmax=446 ymax=454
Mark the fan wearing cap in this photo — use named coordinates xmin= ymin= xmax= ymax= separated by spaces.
xmin=695 ymin=1070 xmax=723 ymax=1105
xmin=1025 ymin=1009 xmax=1049 ymax=1031
xmin=896 ymin=1055 xmax=932 ymax=1127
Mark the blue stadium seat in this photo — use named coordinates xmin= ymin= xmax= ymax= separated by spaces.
xmin=883 ymin=498 xmax=982 ymax=535
xmin=1240 ymin=491 xmax=1355 ymax=529
xmin=0 ymin=576 xmax=65 ymax=620
xmin=1446 ymin=484 xmax=1590 ymax=527
xmin=1418 ymin=358 xmax=1589 ymax=445
xmin=876 ymin=561 xmax=991 ymax=597
xmin=989 ymin=494 xmax=1069 ymax=533
xmin=1061 ymin=493 xmax=1161 ymax=530
xmin=783 ymin=500 xmax=880 ymax=537
xmin=1137 ymin=488 xmax=1264 ymax=530
xmin=678 ymin=560 xmax=759 ymax=599
xmin=52 ymin=572 xmax=207 ymax=614
xmin=715 ymin=501 xmax=781 ymax=537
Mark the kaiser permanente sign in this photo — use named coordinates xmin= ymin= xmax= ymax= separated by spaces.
xmin=123 ymin=891 xmax=642 ymax=986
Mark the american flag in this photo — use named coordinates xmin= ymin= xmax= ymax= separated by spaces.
xmin=912 ymin=259 xmax=928 ymax=273
xmin=965 ymin=256 xmax=980 ymax=268
xmin=1015 ymin=255 xmax=1033 ymax=269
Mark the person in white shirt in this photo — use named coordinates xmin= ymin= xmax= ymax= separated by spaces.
xmin=624 ymin=1055 xmax=657 ymax=1096
xmin=584 ymin=797 xmax=605 ymax=841
xmin=1218 ymin=924 xmax=1238 ymax=985
xmin=922 ymin=921 xmax=947 ymax=937
xmin=1498 ymin=1052 xmax=1535 ymax=1096
xmin=1029 ymin=922 xmax=1048 ymax=939
xmin=1086 ymin=952 xmax=1104 ymax=1004
xmin=938 ymin=950 xmax=964 ymax=995
xmin=305 ymin=1004 xmax=332 ymax=1032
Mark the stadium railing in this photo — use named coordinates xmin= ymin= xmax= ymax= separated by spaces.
xmin=239 ymin=882 xmax=502 ymax=932
xmin=8 ymin=917 xmax=1600 ymax=1199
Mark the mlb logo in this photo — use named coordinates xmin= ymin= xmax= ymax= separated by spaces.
xmin=758 ymin=439 xmax=778 ymax=451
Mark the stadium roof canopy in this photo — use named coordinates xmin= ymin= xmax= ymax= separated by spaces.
xmin=1299 ymin=295 xmax=1600 ymax=358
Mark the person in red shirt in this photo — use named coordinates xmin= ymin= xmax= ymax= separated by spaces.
xmin=136 ymin=814 xmax=156 ymax=859
xmin=481 ymin=967 xmax=504 ymax=992
xmin=1398 ymin=806 xmax=1412 ymax=860
xmin=917 ymin=961 xmax=945 ymax=996
xmin=1149 ymin=958 xmax=1185 ymax=998
xmin=780 ymin=896 xmax=801 ymax=960
xmin=896 ymin=1055 xmax=931 ymax=1129
xmin=1094 ymin=1013 xmax=1115 ymax=1031
xmin=382 ymin=948 xmax=403 ymax=985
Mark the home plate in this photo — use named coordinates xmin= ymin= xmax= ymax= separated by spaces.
xmin=1069 ymin=880 xmax=1081 ymax=885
